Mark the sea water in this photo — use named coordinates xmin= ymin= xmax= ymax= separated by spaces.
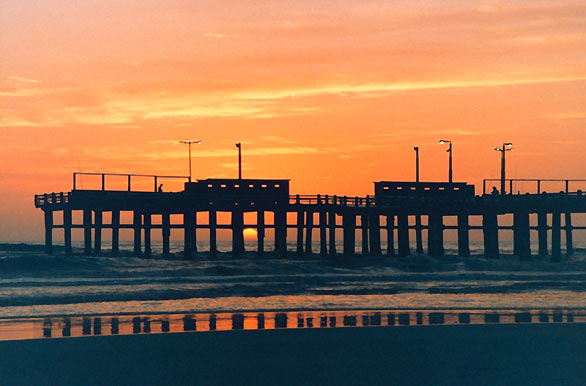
xmin=0 ymin=240 xmax=585 ymax=320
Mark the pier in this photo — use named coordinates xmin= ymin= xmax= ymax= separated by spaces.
xmin=35 ymin=173 xmax=586 ymax=260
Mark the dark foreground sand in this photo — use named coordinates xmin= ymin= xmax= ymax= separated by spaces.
xmin=0 ymin=324 xmax=584 ymax=386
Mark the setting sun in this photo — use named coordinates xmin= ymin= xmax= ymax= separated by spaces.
xmin=243 ymin=228 xmax=258 ymax=240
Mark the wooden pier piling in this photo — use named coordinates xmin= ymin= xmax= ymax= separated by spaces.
xmin=361 ymin=213 xmax=369 ymax=256
xmin=44 ymin=210 xmax=53 ymax=254
xmin=328 ymin=209 xmax=336 ymax=256
xmin=133 ymin=211 xmax=141 ymax=256
xmin=64 ymin=208 xmax=72 ymax=255
xmin=427 ymin=213 xmax=444 ymax=257
xmin=111 ymin=210 xmax=120 ymax=256
xmin=565 ymin=212 xmax=573 ymax=256
xmin=368 ymin=213 xmax=382 ymax=256
xmin=537 ymin=212 xmax=548 ymax=256
xmin=84 ymin=209 xmax=92 ymax=255
xmin=305 ymin=210 xmax=313 ymax=255
xmin=551 ymin=211 xmax=561 ymax=262
xmin=397 ymin=214 xmax=410 ymax=257
xmin=162 ymin=212 xmax=170 ymax=257
xmin=257 ymin=210 xmax=265 ymax=257
xmin=342 ymin=210 xmax=356 ymax=256
xmin=386 ymin=214 xmax=395 ymax=256
xmin=457 ymin=214 xmax=470 ymax=257
xmin=483 ymin=212 xmax=499 ymax=258
xmin=319 ymin=209 xmax=327 ymax=256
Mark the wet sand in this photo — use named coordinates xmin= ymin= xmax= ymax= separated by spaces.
xmin=0 ymin=323 xmax=584 ymax=386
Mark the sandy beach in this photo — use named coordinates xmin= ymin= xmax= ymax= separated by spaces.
xmin=1 ymin=323 xmax=584 ymax=386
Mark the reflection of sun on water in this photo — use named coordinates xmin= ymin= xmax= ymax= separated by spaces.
xmin=243 ymin=228 xmax=258 ymax=240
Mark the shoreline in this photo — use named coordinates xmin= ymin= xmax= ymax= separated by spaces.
xmin=1 ymin=323 xmax=584 ymax=385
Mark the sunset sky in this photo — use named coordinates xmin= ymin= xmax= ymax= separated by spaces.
xmin=1 ymin=0 xmax=585 ymax=241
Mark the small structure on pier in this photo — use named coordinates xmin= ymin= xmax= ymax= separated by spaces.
xmin=35 ymin=173 xmax=583 ymax=261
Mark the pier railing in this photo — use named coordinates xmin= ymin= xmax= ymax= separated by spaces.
xmin=482 ymin=179 xmax=586 ymax=195
xmin=73 ymin=172 xmax=190 ymax=192
xmin=34 ymin=192 xmax=71 ymax=207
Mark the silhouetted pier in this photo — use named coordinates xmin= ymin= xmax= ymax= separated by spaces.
xmin=35 ymin=173 xmax=586 ymax=261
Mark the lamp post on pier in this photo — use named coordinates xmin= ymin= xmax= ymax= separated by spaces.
xmin=494 ymin=142 xmax=513 ymax=195
xmin=413 ymin=147 xmax=420 ymax=182
xmin=235 ymin=142 xmax=242 ymax=179
xmin=179 ymin=139 xmax=202 ymax=182
xmin=439 ymin=140 xmax=452 ymax=183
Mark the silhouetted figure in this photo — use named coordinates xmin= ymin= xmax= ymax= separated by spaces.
xmin=257 ymin=313 xmax=265 ymax=329
xmin=209 ymin=314 xmax=216 ymax=331
xmin=158 ymin=184 xmax=163 ymax=193
xmin=491 ymin=187 xmax=499 ymax=196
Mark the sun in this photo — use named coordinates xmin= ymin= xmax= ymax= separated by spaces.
xmin=243 ymin=228 xmax=258 ymax=240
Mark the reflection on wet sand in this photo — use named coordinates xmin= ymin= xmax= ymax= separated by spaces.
xmin=0 ymin=308 xmax=584 ymax=342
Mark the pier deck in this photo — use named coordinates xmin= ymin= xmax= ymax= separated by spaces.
xmin=35 ymin=173 xmax=586 ymax=260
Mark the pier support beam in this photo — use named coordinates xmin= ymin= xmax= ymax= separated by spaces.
xmin=232 ymin=208 xmax=245 ymax=257
xmin=427 ymin=214 xmax=444 ymax=257
xmin=368 ymin=213 xmax=381 ymax=256
xmin=552 ymin=211 xmax=561 ymax=262
xmin=143 ymin=212 xmax=151 ymax=258
xmin=328 ymin=209 xmax=336 ymax=256
xmin=183 ymin=211 xmax=196 ymax=259
xmin=397 ymin=214 xmax=410 ymax=257
xmin=274 ymin=209 xmax=287 ymax=258
xmin=415 ymin=215 xmax=424 ymax=255
xmin=342 ymin=211 xmax=356 ymax=256
xmin=565 ymin=212 xmax=573 ymax=256
xmin=296 ymin=209 xmax=304 ymax=256
xmin=162 ymin=212 xmax=170 ymax=257
xmin=84 ymin=209 xmax=92 ymax=255
xmin=319 ymin=210 xmax=327 ymax=256
xmin=111 ymin=210 xmax=120 ymax=256
xmin=44 ymin=210 xmax=53 ymax=254
xmin=257 ymin=210 xmax=265 ymax=257
xmin=537 ymin=212 xmax=548 ymax=256
xmin=457 ymin=214 xmax=470 ymax=257
xmin=94 ymin=210 xmax=102 ymax=255
xmin=133 ymin=211 xmax=141 ymax=256
xmin=386 ymin=214 xmax=395 ymax=256
xmin=361 ymin=213 xmax=369 ymax=256
xmin=305 ymin=211 xmax=313 ymax=256
xmin=63 ymin=208 xmax=72 ymax=255
xmin=209 ymin=209 xmax=217 ymax=257
xmin=513 ymin=211 xmax=531 ymax=260
xmin=482 ymin=212 xmax=499 ymax=258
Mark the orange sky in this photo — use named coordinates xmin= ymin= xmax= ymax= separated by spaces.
xmin=1 ymin=0 xmax=585 ymax=241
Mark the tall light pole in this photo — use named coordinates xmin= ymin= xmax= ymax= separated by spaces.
xmin=439 ymin=140 xmax=452 ymax=183
xmin=413 ymin=146 xmax=420 ymax=182
xmin=494 ymin=142 xmax=513 ymax=195
xmin=179 ymin=139 xmax=201 ymax=182
xmin=235 ymin=142 xmax=242 ymax=179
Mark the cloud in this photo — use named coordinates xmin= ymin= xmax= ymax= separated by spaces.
xmin=8 ymin=76 xmax=39 ymax=84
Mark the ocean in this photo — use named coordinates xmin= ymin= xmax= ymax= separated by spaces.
xmin=1 ymin=240 xmax=585 ymax=321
